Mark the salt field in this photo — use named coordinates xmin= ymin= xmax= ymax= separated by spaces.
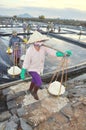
xmin=0 ymin=25 xmax=86 ymax=84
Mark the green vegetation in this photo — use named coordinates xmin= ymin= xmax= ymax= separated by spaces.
xmin=39 ymin=15 xmax=45 ymax=19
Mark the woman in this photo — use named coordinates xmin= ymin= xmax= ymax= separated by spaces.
xmin=20 ymin=31 xmax=72 ymax=100
xmin=9 ymin=30 xmax=23 ymax=66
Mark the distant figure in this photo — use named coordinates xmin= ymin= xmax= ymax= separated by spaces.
xmin=79 ymin=26 xmax=82 ymax=40
xmin=23 ymin=22 xmax=27 ymax=32
xmin=58 ymin=26 xmax=61 ymax=33
xmin=50 ymin=22 xmax=54 ymax=32
xmin=47 ymin=22 xmax=51 ymax=33
xmin=10 ymin=18 xmax=13 ymax=27
xmin=36 ymin=25 xmax=39 ymax=31
xmin=8 ymin=30 xmax=23 ymax=66
xmin=46 ymin=24 xmax=50 ymax=33
xmin=27 ymin=23 xmax=31 ymax=33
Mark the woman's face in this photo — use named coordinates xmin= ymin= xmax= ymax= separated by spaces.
xmin=34 ymin=44 xmax=41 ymax=51
xmin=34 ymin=42 xmax=42 ymax=51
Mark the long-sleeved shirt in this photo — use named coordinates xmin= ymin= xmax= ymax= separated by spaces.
xmin=9 ymin=36 xmax=22 ymax=48
xmin=23 ymin=44 xmax=56 ymax=74
xmin=9 ymin=36 xmax=23 ymax=58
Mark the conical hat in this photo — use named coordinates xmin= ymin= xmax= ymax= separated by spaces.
xmin=12 ymin=30 xmax=17 ymax=35
xmin=27 ymin=31 xmax=49 ymax=44
xmin=8 ymin=66 xmax=21 ymax=76
xmin=48 ymin=81 xmax=65 ymax=96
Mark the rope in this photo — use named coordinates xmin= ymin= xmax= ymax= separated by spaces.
xmin=64 ymin=58 xmax=68 ymax=86
xmin=58 ymin=58 xmax=65 ymax=96
xmin=48 ymin=56 xmax=69 ymax=96
xmin=13 ymin=44 xmax=19 ymax=78
xmin=13 ymin=46 xmax=16 ymax=78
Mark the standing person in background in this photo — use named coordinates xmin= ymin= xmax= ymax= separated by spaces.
xmin=47 ymin=22 xmax=51 ymax=33
xmin=27 ymin=23 xmax=31 ymax=33
xmin=20 ymin=31 xmax=72 ymax=100
xmin=58 ymin=26 xmax=61 ymax=33
xmin=79 ymin=26 xmax=82 ymax=41
xmin=8 ymin=30 xmax=23 ymax=66
xmin=23 ymin=22 xmax=27 ymax=33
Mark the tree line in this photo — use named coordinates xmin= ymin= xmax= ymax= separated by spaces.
xmin=0 ymin=15 xmax=86 ymax=27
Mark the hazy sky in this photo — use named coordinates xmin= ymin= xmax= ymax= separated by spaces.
xmin=0 ymin=0 xmax=86 ymax=20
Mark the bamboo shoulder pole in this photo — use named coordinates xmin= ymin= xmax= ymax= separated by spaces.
xmin=43 ymin=44 xmax=65 ymax=54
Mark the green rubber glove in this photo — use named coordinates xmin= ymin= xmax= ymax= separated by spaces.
xmin=56 ymin=51 xmax=64 ymax=57
xmin=65 ymin=50 xmax=72 ymax=57
xmin=56 ymin=50 xmax=72 ymax=57
xmin=20 ymin=68 xmax=26 ymax=80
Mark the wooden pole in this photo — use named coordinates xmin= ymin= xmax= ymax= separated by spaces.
xmin=43 ymin=44 xmax=65 ymax=55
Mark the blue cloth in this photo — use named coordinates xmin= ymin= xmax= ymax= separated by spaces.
xmin=9 ymin=36 xmax=22 ymax=58
xmin=9 ymin=36 xmax=22 ymax=48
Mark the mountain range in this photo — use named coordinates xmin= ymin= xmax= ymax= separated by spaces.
xmin=18 ymin=13 xmax=32 ymax=18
